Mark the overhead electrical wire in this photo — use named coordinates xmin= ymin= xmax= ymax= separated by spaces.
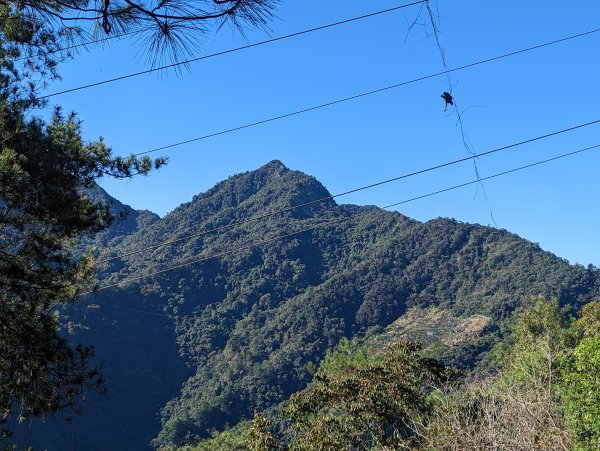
xmin=96 ymin=118 xmax=600 ymax=265
xmin=81 ymin=142 xmax=600 ymax=296
xmin=38 ymin=0 xmax=427 ymax=99
xmin=125 ymin=27 xmax=600 ymax=157
xmin=34 ymin=9 xmax=599 ymax=295
xmin=381 ymin=144 xmax=600 ymax=209
xmin=39 ymin=23 xmax=599 ymax=102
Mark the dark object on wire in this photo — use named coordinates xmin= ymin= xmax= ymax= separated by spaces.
xmin=441 ymin=91 xmax=454 ymax=111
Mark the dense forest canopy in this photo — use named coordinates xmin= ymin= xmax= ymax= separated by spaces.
xmin=187 ymin=297 xmax=600 ymax=450
xmin=14 ymin=161 xmax=599 ymax=449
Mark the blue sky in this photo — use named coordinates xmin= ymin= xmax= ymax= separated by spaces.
xmin=40 ymin=0 xmax=600 ymax=266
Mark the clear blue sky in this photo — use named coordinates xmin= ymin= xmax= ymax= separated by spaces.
xmin=40 ymin=0 xmax=600 ymax=266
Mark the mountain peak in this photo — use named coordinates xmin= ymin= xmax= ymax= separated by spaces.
xmin=170 ymin=161 xmax=333 ymax=223
xmin=261 ymin=159 xmax=288 ymax=173
xmin=252 ymin=160 xmax=334 ymax=216
xmin=250 ymin=159 xmax=289 ymax=185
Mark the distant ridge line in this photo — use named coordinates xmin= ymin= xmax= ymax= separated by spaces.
xmin=82 ymin=142 xmax=600 ymax=295
xmin=95 ymin=118 xmax=600 ymax=265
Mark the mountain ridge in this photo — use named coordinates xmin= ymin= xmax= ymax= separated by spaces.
xmin=14 ymin=160 xmax=600 ymax=450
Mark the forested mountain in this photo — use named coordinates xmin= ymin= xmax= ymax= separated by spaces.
xmin=14 ymin=160 xmax=600 ymax=450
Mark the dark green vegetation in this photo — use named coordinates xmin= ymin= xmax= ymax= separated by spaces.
xmin=14 ymin=160 xmax=599 ymax=449
xmin=282 ymin=339 xmax=455 ymax=450
xmin=189 ymin=297 xmax=600 ymax=450
xmin=2 ymin=0 xmax=275 ymax=443
xmin=1 ymin=0 xmax=274 ymax=447
xmin=4 ymin=1 xmax=596 ymax=449
xmin=6 ymin=186 xmax=190 ymax=450
xmin=0 ymin=7 xmax=166 ymax=444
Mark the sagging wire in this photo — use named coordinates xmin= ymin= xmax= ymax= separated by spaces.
xmin=422 ymin=0 xmax=498 ymax=226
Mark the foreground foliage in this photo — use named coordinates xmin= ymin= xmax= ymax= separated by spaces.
xmin=283 ymin=339 xmax=455 ymax=450
xmin=562 ymin=301 xmax=600 ymax=450
xmin=0 ymin=7 xmax=165 ymax=441
xmin=187 ymin=297 xmax=600 ymax=450
xmin=425 ymin=298 xmax=600 ymax=450
xmin=425 ymin=297 xmax=573 ymax=450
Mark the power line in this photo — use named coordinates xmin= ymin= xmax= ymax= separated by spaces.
xmin=39 ymin=1 xmax=427 ymax=99
xmin=96 ymin=118 xmax=600 ymax=265
xmin=129 ymin=26 xmax=600 ymax=157
xmin=82 ymin=142 xmax=600 ymax=295
xmin=382 ymin=144 xmax=600 ymax=209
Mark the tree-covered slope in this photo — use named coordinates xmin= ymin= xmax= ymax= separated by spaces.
xmin=10 ymin=189 xmax=188 ymax=451
xmin=14 ymin=160 xmax=600 ymax=450
xmin=96 ymin=160 xmax=598 ymax=448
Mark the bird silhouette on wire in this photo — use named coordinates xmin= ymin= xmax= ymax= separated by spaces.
xmin=441 ymin=91 xmax=454 ymax=111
